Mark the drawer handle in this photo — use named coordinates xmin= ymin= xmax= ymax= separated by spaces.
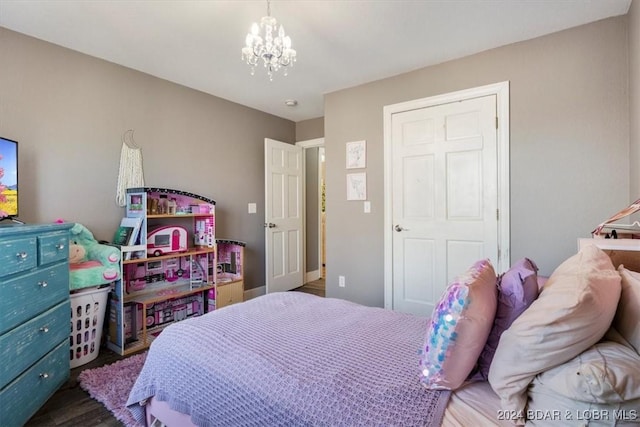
xmin=16 ymin=252 xmax=28 ymax=260
xmin=39 ymin=326 xmax=49 ymax=333
xmin=38 ymin=281 xmax=48 ymax=288
xmin=39 ymin=373 xmax=49 ymax=379
xmin=56 ymin=243 xmax=65 ymax=250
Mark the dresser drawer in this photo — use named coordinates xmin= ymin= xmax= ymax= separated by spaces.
xmin=0 ymin=301 xmax=70 ymax=389
xmin=0 ymin=341 xmax=69 ymax=427
xmin=0 ymin=263 xmax=69 ymax=335
xmin=0 ymin=236 xmax=37 ymax=277
xmin=38 ymin=232 xmax=69 ymax=266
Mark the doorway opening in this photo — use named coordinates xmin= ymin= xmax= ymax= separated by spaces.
xmin=294 ymin=139 xmax=325 ymax=297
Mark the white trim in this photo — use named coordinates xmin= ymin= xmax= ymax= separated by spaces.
xmin=296 ymin=138 xmax=324 ymax=148
xmin=383 ymin=81 xmax=510 ymax=310
xmin=305 ymin=269 xmax=321 ymax=283
xmin=244 ymin=286 xmax=266 ymax=301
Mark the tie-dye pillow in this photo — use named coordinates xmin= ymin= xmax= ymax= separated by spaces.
xmin=419 ymin=259 xmax=497 ymax=390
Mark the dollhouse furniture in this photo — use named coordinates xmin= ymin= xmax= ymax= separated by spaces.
xmin=215 ymin=239 xmax=245 ymax=308
xmin=0 ymin=222 xmax=73 ymax=427
xmin=68 ymin=222 xmax=120 ymax=291
xmin=108 ymin=188 xmax=218 ymax=356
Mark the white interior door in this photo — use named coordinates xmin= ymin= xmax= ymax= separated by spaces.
xmin=265 ymin=138 xmax=304 ymax=293
xmin=391 ymin=95 xmax=498 ymax=316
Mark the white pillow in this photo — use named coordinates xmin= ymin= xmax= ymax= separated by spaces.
xmin=488 ymin=245 xmax=621 ymax=422
xmin=535 ymin=339 xmax=640 ymax=403
xmin=527 ymin=379 xmax=640 ymax=427
xmin=615 ymin=266 xmax=640 ymax=354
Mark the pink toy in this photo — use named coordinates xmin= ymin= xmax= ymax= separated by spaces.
xmin=147 ymin=225 xmax=188 ymax=257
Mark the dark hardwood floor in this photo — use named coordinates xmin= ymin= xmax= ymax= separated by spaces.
xmin=24 ymin=281 xmax=325 ymax=426
xmin=293 ymin=277 xmax=325 ymax=297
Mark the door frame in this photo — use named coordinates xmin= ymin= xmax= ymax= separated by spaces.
xmin=296 ymin=137 xmax=325 ymax=283
xmin=382 ymin=81 xmax=510 ymax=310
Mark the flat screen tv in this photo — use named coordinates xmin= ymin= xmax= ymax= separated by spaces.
xmin=0 ymin=136 xmax=18 ymax=219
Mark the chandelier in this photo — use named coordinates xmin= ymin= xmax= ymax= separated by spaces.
xmin=241 ymin=0 xmax=297 ymax=81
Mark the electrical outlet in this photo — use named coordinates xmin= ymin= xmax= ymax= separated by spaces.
xmin=338 ymin=275 xmax=346 ymax=287
xmin=364 ymin=201 xmax=371 ymax=213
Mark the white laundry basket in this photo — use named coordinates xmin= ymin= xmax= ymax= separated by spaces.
xmin=69 ymin=286 xmax=110 ymax=368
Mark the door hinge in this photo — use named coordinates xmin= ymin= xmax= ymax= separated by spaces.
xmin=496 ymin=209 xmax=499 ymax=221
xmin=495 ymin=117 xmax=498 ymax=129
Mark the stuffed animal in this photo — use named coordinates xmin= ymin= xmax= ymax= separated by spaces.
xmin=69 ymin=223 xmax=121 ymax=291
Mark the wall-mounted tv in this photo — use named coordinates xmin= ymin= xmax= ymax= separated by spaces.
xmin=0 ymin=136 xmax=18 ymax=218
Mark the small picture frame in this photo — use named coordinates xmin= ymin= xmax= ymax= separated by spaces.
xmin=346 ymin=140 xmax=366 ymax=169
xmin=346 ymin=172 xmax=367 ymax=201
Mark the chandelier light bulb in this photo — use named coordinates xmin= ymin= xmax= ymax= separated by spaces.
xmin=241 ymin=0 xmax=296 ymax=80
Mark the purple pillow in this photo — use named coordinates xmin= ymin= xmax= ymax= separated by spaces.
xmin=475 ymin=258 xmax=540 ymax=380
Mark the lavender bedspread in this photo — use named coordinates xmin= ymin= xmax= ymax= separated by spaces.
xmin=127 ymin=292 xmax=451 ymax=426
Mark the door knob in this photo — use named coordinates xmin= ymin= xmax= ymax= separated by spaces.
xmin=264 ymin=223 xmax=277 ymax=228
xmin=394 ymin=224 xmax=410 ymax=232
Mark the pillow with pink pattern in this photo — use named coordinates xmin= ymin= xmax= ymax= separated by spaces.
xmin=419 ymin=259 xmax=497 ymax=390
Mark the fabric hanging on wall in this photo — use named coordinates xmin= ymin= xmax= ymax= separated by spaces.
xmin=115 ymin=130 xmax=145 ymax=207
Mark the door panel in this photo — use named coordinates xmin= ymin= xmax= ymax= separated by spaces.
xmin=265 ymin=139 xmax=304 ymax=293
xmin=392 ymin=95 xmax=498 ymax=316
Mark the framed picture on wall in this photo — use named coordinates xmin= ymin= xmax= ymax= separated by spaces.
xmin=346 ymin=172 xmax=367 ymax=201
xmin=346 ymin=140 xmax=366 ymax=169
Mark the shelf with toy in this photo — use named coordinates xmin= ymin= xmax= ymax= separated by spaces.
xmin=122 ymin=251 xmax=213 ymax=297
xmin=107 ymin=187 xmax=217 ymax=356
xmin=215 ymin=239 xmax=245 ymax=309
xmin=122 ymin=246 xmax=215 ymax=265
xmin=133 ymin=289 xmax=209 ymax=348
xmin=147 ymin=213 xmax=214 ymax=219
xmin=128 ymin=283 xmax=215 ymax=306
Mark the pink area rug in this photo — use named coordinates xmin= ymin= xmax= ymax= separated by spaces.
xmin=78 ymin=352 xmax=147 ymax=427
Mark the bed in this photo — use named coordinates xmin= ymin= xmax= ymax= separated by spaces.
xmin=127 ymin=291 xmax=456 ymax=427
xmin=127 ymin=242 xmax=640 ymax=427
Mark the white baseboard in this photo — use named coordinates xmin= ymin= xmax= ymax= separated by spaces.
xmin=305 ymin=269 xmax=321 ymax=283
xmin=244 ymin=286 xmax=265 ymax=301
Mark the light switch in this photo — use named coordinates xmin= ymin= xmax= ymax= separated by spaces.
xmin=248 ymin=203 xmax=257 ymax=214
xmin=364 ymin=201 xmax=371 ymax=213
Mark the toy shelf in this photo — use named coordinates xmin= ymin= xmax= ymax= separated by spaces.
xmin=127 ymin=283 xmax=215 ymax=305
xmin=129 ymin=284 xmax=216 ymax=349
xmin=122 ymin=246 xmax=215 ymax=265
xmin=216 ymin=239 xmax=246 ymax=309
xmin=147 ymin=213 xmax=213 ymax=219
xmin=107 ymin=187 xmax=217 ymax=356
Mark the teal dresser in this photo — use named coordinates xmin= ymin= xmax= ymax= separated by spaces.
xmin=0 ymin=223 xmax=73 ymax=427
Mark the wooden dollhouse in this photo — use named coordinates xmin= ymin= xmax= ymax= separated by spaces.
xmin=107 ymin=188 xmax=219 ymax=355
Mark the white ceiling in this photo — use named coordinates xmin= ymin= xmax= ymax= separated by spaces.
xmin=0 ymin=0 xmax=632 ymax=122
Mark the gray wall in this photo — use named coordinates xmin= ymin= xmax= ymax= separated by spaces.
xmin=628 ymin=0 xmax=640 ymax=243
xmin=324 ymin=17 xmax=630 ymax=307
xmin=296 ymin=117 xmax=324 ymax=142
xmin=0 ymin=28 xmax=295 ymax=291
